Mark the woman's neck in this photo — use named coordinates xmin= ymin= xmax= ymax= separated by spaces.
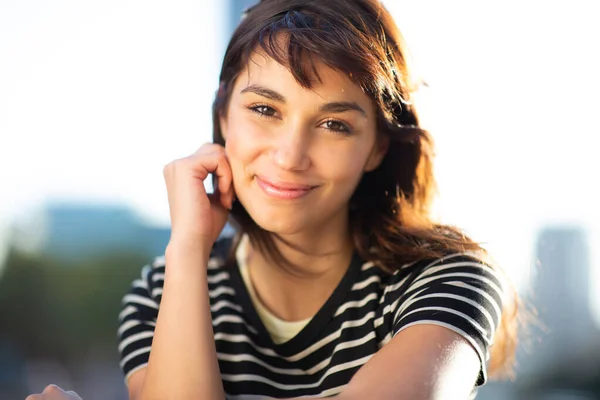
xmin=264 ymin=208 xmax=353 ymax=277
xmin=245 ymin=212 xmax=354 ymax=321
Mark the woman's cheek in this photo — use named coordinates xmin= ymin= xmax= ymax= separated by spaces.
xmin=225 ymin=119 xmax=269 ymax=166
xmin=317 ymin=143 xmax=365 ymax=181
xmin=228 ymin=114 xmax=269 ymax=141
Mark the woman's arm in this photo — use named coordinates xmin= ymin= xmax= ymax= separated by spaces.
xmin=333 ymin=324 xmax=480 ymax=400
xmin=126 ymin=369 xmax=145 ymax=400
xmin=138 ymin=242 xmax=225 ymax=400
xmin=138 ymin=144 xmax=233 ymax=400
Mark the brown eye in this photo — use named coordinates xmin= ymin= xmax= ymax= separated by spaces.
xmin=249 ymin=104 xmax=277 ymax=117
xmin=321 ymin=119 xmax=352 ymax=135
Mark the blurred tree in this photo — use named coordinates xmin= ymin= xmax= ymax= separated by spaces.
xmin=0 ymin=247 xmax=148 ymax=365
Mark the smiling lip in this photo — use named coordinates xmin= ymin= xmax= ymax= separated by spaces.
xmin=256 ymin=176 xmax=317 ymax=200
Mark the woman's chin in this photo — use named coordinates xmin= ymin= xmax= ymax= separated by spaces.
xmin=250 ymin=212 xmax=310 ymax=236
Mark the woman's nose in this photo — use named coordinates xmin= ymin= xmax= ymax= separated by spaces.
xmin=271 ymin=126 xmax=311 ymax=171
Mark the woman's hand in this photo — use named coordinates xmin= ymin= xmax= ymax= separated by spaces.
xmin=25 ymin=385 xmax=82 ymax=400
xmin=163 ymin=143 xmax=235 ymax=253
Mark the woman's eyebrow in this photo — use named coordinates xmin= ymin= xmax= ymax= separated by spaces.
xmin=241 ymin=84 xmax=286 ymax=103
xmin=319 ymin=101 xmax=367 ymax=117
xmin=241 ymin=84 xmax=367 ymax=117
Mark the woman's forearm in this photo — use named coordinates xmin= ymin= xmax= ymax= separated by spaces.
xmin=140 ymin=241 xmax=225 ymax=400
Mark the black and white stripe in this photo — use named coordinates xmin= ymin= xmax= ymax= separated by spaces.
xmin=118 ymin=238 xmax=504 ymax=398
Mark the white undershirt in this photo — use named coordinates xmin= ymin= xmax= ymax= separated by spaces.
xmin=236 ymin=235 xmax=312 ymax=344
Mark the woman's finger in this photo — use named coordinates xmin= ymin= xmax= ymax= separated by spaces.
xmin=42 ymin=384 xmax=64 ymax=394
xmin=189 ymin=147 xmax=233 ymax=209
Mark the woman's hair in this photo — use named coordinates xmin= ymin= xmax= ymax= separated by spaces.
xmin=212 ymin=0 xmax=518 ymax=379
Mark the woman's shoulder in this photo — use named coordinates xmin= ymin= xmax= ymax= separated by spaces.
xmin=404 ymin=251 xmax=502 ymax=287
xmin=384 ymin=249 xmax=500 ymax=280
xmin=378 ymin=250 xmax=506 ymax=307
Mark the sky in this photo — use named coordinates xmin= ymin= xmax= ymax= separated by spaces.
xmin=1 ymin=1 xmax=599 ymax=319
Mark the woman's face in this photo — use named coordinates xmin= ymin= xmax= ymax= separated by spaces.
xmin=220 ymin=52 xmax=387 ymax=236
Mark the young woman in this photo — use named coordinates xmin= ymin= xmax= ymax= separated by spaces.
xmin=27 ymin=0 xmax=517 ymax=399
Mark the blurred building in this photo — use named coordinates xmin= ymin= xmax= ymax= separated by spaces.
xmin=8 ymin=202 xmax=236 ymax=263
xmin=529 ymin=227 xmax=596 ymax=367
xmin=10 ymin=203 xmax=171 ymax=261
xmin=514 ymin=226 xmax=600 ymax=399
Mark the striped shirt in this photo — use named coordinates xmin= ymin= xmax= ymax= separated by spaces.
xmin=118 ymin=237 xmax=504 ymax=399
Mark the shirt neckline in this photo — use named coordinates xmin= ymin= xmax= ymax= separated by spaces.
xmin=226 ymin=237 xmax=364 ymax=357
xmin=236 ymin=236 xmax=312 ymax=344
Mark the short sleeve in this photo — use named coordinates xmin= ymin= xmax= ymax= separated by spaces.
xmin=117 ymin=256 xmax=165 ymax=384
xmin=390 ymin=253 xmax=505 ymax=386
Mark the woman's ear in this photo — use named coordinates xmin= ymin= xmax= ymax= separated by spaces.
xmin=364 ymin=134 xmax=390 ymax=172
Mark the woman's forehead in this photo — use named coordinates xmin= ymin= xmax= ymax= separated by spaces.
xmin=236 ymin=50 xmax=370 ymax=102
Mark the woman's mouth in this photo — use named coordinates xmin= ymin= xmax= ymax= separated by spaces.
xmin=255 ymin=176 xmax=317 ymax=200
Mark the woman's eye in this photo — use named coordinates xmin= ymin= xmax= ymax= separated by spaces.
xmin=249 ymin=105 xmax=277 ymax=117
xmin=322 ymin=119 xmax=351 ymax=134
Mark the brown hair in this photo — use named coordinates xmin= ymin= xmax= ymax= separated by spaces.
xmin=212 ymin=0 xmax=518 ymax=379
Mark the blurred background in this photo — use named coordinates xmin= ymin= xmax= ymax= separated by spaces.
xmin=1 ymin=0 xmax=599 ymax=399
